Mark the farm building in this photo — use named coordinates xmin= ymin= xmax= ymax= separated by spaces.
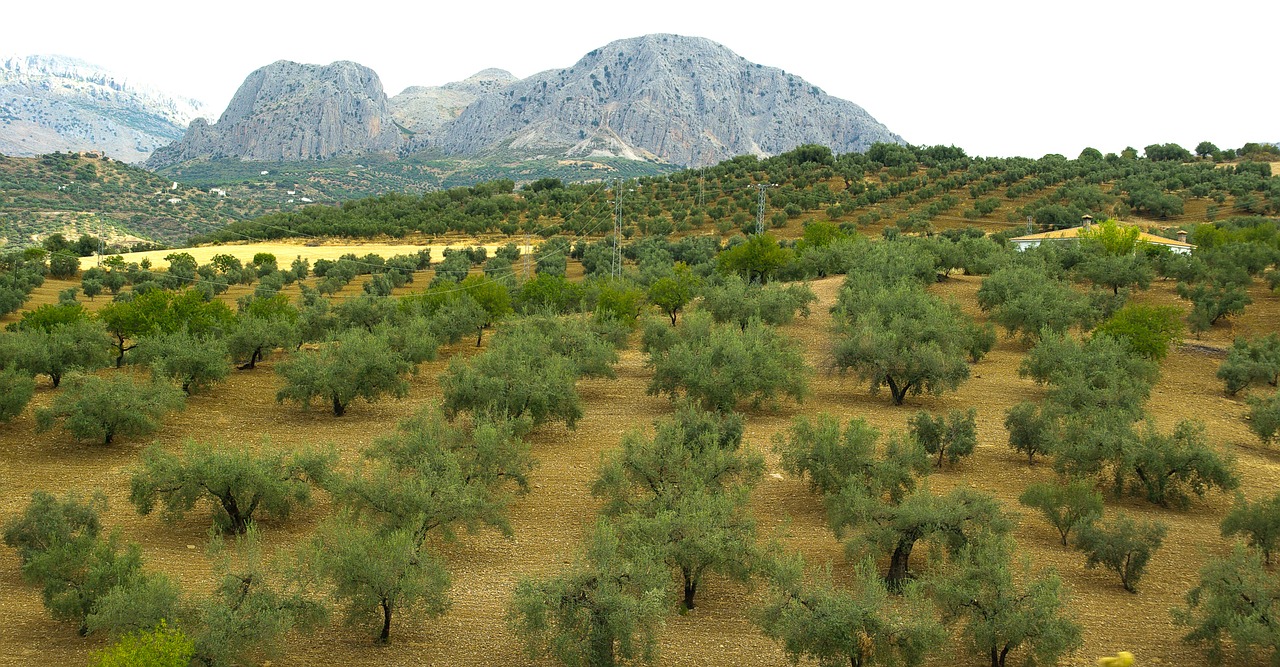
xmin=1010 ymin=216 xmax=1195 ymax=254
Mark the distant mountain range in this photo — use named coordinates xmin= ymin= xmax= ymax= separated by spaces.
xmin=143 ymin=34 xmax=902 ymax=171
xmin=0 ymin=55 xmax=207 ymax=163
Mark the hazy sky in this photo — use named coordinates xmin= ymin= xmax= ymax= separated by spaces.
xmin=5 ymin=0 xmax=1275 ymax=158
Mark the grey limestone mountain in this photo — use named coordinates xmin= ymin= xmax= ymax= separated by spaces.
xmin=0 ymin=55 xmax=207 ymax=163
xmin=390 ymin=68 xmax=518 ymax=147
xmin=147 ymin=34 xmax=901 ymax=171
xmin=146 ymin=60 xmax=402 ymax=168
xmin=434 ymin=34 xmax=903 ymax=166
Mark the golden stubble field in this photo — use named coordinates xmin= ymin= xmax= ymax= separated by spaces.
xmin=2 ymin=257 xmax=1280 ymax=667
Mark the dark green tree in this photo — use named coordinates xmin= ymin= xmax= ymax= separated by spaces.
xmin=1003 ymin=402 xmax=1057 ymax=465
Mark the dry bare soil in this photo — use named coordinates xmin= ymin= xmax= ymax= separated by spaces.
xmin=2 ymin=258 xmax=1279 ymax=666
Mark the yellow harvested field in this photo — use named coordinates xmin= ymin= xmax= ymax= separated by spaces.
xmin=77 ymin=240 xmax=538 ymax=270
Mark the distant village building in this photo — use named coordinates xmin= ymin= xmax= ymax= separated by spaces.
xmin=1010 ymin=217 xmax=1195 ymax=255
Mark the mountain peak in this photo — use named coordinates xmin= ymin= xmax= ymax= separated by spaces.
xmin=147 ymin=59 xmax=401 ymax=168
xmin=438 ymin=34 xmax=901 ymax=165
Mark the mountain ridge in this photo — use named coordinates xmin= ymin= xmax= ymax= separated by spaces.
xmin=147 ymin=34 xmax=903 ymax=171
xmin=0 ymin=54 xmax=207 ymax=163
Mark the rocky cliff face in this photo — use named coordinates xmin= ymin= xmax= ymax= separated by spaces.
xmin=435 ymin=34 xmax=902 ymax=166
xmin=390 ymin=68 xmax=517 ymax=146
xmin=0 ymin=55 xmax=206 ymax=163
xmin=146 ymin=60 xmax=402 ymax=168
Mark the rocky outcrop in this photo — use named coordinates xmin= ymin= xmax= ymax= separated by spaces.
xmin=435 ymin=34 xmax=902 ymax=166
xmin=390 ymin=68 xmax=517 ymax=146
xmin=0 ymin=55 xmax=206 ymax=163
xmin=146 ymin=60 xmax=401 ymax=168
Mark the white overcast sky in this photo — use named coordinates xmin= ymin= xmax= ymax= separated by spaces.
xmin=5 ymin=0 xmax=1275 ymax=158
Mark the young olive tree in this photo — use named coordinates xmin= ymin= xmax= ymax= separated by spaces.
xmin=908 ymin=407 xmax=977 ymax=468
xmin=1018 ymin=480 xmax=1103 ymax=546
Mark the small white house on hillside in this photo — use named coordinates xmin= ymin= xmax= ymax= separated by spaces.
xmin=1010 ymin=218 xmax=1195 ymax=255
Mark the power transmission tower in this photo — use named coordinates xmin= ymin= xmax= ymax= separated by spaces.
xmin=613 ymin=178 xmax=624 ymax=278
xmin=753 ymin=183 xmax=775 ymax=234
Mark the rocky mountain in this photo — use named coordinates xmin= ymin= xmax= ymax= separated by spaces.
xmin=149 ymin=34 xmax=901 ymax=172
xmin=0 ymin=55 xmax=206 ymax=163
xmin=390 ymin=68 xmax=517 ymax=146
xmin=435 ymin=34 xmax=902 ymax=166
xmin=146 ymin=60 xmax=402 ymax=168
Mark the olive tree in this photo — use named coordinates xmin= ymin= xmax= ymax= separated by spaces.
xmin=35 ymin=373 xmax=185 ymax=445
xmin=129 ymin=441 xmax=335 ymax=534
xmin=645 ymin=311 xmax=809 ymax=411
xmin=833 ymin=281 xmax=990 ymax=405
xmin=1004 ymin=401 xmax=1057 ymax=465
xmin=275 ymin=327 xmax=411 ymax=416
xmin=1174 ymin=544 xmax=1280 ymax=664
xmin=774 ymin=413 xmax=930 ymax=506
xmin=1074 ymin=513 xmax=1166 ymax=593
xmin=314 ymin=409 xmax=531 ymax=642
xmin=133 ymin=330 xmax=231 ymax=395
xmin=1248 ymin=390 xmax=1280 ymax=445
xmin=908 ymin=407 xmax=977 ymax=468
xmin=0 ymin=367 xmax=36 ymax=422
xmin=1018 ymin=480 xmax=1103 ymax=546
xmin=510 ymin=520 xmax=669 ymax=667
xmin=1217 ymin=334 xmax=1280 ymax=396
xmin=931 ymin=538 xmax=1082 ymax=667
xmin=757 ymin=553 xmax=944 ymax=667
xmin=440 ymin=324 xmax=585 ymax=428
xmin=592 ymin=407 xmax=763 ymax=610
xmin=1221 ymin=492 xmax=1280 ymax=565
